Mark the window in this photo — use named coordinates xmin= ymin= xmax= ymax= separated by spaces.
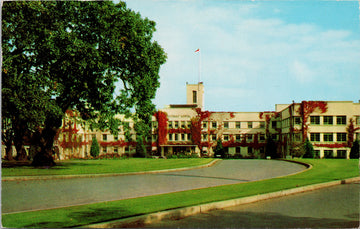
xmin=260 ymin=122 xmax=265 ymax=129
xmin=294 ymin=133 xmax=301 ymax=142
xmin=181 ymin=134 xmax=185 ymax=141
xmin=337 ymin=150 xmax=346 ymax=158
xmin=337 ymin=133 xmax=347 ymax=142
xmin=174 ymin=121 xmax=179 ymax=128
xmin=236 ymin=134 xmax=241 ymax=142
xmin=102 ymin=147 xmax=107 ymax=154
xmin=212 ymin=134 xmax=217 ymax=141
xmin=174 ymin=134 xmax=178 ymax=141
xmin=324 ymin=133 xmax=333 ymax=142
xmin=259 ymin=134 xmax=265 ymax=141
xmin=223 ymin=135 xmax=229 ymax=141
xmin=188 ymin=133 xmax=191 ymax=140
xmin=212 ymin=121 xmax=217 ymax=128
xmin=336 ymin=116 xmax=346 ymax=125
xmin=181 ymin=121 xmax=186 ymax=128
xmin=152 ymin=121 xmax=158 ymax=129
xmin=202 ymin=122 xmax=207 ymax=128
xmin=310 ymin=116 xmax=320 ymax=125
xmin=223 ymin=122 xmax=229 ymax=129
xmin=247 ymin=135 xmax=253 ymax=141
xmin=236 ymin=147 xmax=241 ymax=154
xmin=248 ymin=122 xmax=253 ymax=128
xmin=202 ymin=134 xmax=207 ymax=141
xmin=314 ymin=150 xmax=320 ymax=158
xmin=192 ymin=90 xmax=197 ymax=103
xmin=236 ymin=122 xmax=241 ymax=128
xmin=271 ymin=135 xmax=278 ymax=140
xmin=310 ymin=133 xmax=320 ymax=142
xmin=187 ymin=122 xmax=191 ymax=128
xmin=114 ymin=135 xmax=119 ymax=141
xmin=324 ymin=150 xmax=333 ymax=158
xmin=168 ymin=121 xmax=173 ymax=129
xmin=323 ymin=116 xmax=333 ymax=125
xmin=114 ymin=148 xmax=118 ymax=154
xmin=248 ymin=147 xmax=253 ymax=155
xmin=272 ymin=121 xmax=277 ymax=129
xmin=356 ymin=116 xmax=360 ymax=125
xmin=102 ymin=134 xmax=107 ymax=141
xmin=294 ymin=116 xmax=301 ymax=125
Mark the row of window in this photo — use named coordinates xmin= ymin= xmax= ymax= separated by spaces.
xmin=167 ymin=133 xmax=278 ymax=142
xmin=314 ymin=150 xmax=347 ymax=158
xmin=310 ymin=133 xmax=347 ymax=142
xmin=282 ymin=115 xmax=350 ymax=128
xmin=163 ymin=121 xmax=277 ymax=129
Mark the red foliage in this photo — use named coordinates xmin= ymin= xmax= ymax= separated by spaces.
xmin=154 ymin=111 xmax=168 ymax=146
xmin=347 ymin=118 xmax=360 ymax=147
xmin=297 ymin=101 xmax=328 ymax=141
xmin=99 ymin=140 xmax=136 ymax=147
xmin=59 ymin=116 xmax=88 ymax=149
xmin=191 ymin=108 xmax=214 ymax=151
xmin=168 ymin=128 xmax=191 ymax=134
xmin=313 ymin=143 xmax=348 ymax=148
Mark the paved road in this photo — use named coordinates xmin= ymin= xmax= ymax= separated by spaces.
xmin=143 ymin=182 xmax=360 ymax=228
xmin=2 ymin=160 xmax=306 ymax=214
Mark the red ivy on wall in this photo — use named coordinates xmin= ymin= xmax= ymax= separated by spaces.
xmin=297 ymin=101 xmax=328 ymax=141
xmin=190 ymin=108 xmax=213 ymax=150
xmin=100 ymin=140 xmax=136 ymax=147
xmin=347 ymin=118 xmax=360 ymax=147
xmin=154 ymin=111 xmax=168 ymax=146
xmin=168 ymin=128 xmax=191 ymax=134
xmin=313 ymin=143 xmax=348 ymax=148
xmin=259 ymin=112 xmax=280 ymax=136
xmin=59 ymin=111 xmax=89 ymax=149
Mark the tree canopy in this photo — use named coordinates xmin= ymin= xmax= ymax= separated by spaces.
xmin=2 ymin=1 xmax=167 ymax=165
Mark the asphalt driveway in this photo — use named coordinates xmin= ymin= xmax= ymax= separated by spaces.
xmin=2 ymin=160 xmax=306 ymax=214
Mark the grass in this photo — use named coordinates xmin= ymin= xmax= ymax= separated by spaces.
xmin=1 ymin=158 xmax=214 ymax=177
xmin=2 ymin=159 xmax=359 ymax=228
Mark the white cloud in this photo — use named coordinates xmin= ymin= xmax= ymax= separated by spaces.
xmin=124 ymin=0 xmax=360 ymax=111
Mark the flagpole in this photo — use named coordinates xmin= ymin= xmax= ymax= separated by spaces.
xmin=199 ymin=50 xmax=201 ymax=83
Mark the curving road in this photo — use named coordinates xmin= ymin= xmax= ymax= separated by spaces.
xmin=143 ymin=182 xmax=360 ymax=228
xmin=2 ymin=160 xmax=306 ymax=214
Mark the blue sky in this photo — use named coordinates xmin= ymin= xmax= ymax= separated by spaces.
xmin=121 ymin=0 xmax=360 ymax=112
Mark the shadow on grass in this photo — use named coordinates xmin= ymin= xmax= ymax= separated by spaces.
xmin=23 ymin=207 xmax=133 ymax=228
xmin=1 ymin=160 xmax=103 ymax=170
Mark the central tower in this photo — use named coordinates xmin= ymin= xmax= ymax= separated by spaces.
xmin=186 ymin=82 xmax=204 ymax=110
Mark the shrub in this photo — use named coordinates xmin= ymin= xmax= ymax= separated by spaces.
xmin=90 ymin=136 xmax=100 ymax=158
xmin=214 ymin=139 xmax=225 ymax=158
xmin=350 ymin=140 xmax=359 ymax=159
xmin=303 ymin=138 xmax=315 ymax=158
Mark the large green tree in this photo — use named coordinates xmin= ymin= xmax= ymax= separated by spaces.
xmin=2 ymin=1 xmax=167 ymax=166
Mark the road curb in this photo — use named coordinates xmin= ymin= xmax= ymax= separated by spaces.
xmin=83 ymin=176 xmax=360 ymax=228
xmin=2 ymin=159 xmax=220 ymax=181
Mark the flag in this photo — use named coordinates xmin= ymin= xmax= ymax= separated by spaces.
xmin=195 ymin=48 xmax=200 ymax=53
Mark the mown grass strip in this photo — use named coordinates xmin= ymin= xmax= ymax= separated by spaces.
xmin=2 ymin=158 xmax=214 ymax=177
xmin=2 ymin=159 xmax=359 ymax=228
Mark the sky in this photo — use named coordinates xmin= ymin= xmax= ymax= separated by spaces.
xmin=121 ymin=0 xmax=360 ymax=112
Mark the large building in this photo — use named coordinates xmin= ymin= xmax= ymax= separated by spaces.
xmin=3 ymin=82 xmax=360 ymax=160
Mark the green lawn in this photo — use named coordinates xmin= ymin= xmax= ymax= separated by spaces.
xmin=1 ymin=158 xmax=214 ymax=177
xmin=2 ymin=159 xmax=359 ymax=228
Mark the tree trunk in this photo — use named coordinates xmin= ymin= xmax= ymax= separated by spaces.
xmin=5 ymin=143 xmax=14 ymax=161
xmin=31 ymin=115 xmax=62 ymax=167
xmin=13 ymin=120 xmax=28 ymax=161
